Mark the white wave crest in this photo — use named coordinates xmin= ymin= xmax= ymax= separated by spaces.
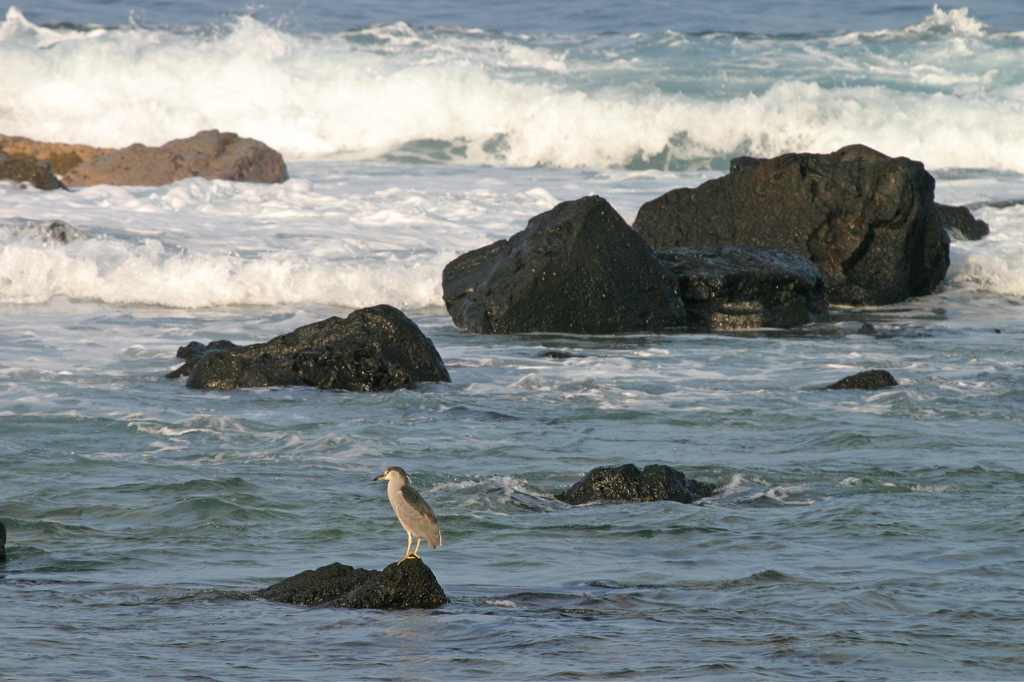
xmin=948 ymin=205 xmax=1024 ymax=298
xmin=846 ymin=5 xmax=989 ymax=42
xmin=2 ymin=6 xmax=1024 ymax=171
xmin=0 ymin=225 xmax=453 ymax=309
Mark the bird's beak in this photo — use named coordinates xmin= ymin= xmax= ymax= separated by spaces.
xmin=373 ymin=473 xmax=386 ymax=481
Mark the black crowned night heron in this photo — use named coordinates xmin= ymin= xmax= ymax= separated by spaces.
xmin=373 ymin=466 xmax=441 ymax=562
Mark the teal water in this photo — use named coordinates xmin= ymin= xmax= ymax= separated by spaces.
xmin=2 ymin=292 xmax=1024 ymax=680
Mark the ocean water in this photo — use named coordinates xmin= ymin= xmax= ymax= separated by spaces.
xmin=2 ymin=2 xmax=1024 ymax=681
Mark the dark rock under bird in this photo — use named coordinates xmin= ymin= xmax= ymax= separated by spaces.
xmin=253 ymin=559 xmax=449 ymax=610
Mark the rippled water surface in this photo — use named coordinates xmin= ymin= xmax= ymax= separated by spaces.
xmin=3 ymin=292 xmax=1024 ymax=680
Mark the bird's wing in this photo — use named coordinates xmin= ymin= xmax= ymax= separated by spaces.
xmin=400 ymin=485 xmax=438 ymax=523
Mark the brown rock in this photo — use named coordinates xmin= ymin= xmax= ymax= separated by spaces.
xmin=62 ymin=129 xmax=288 ymax=186
xmin=0 ymin=151 xmax=65 ymax=190
xmin=0 ymin=134 xmax=114 ymax=175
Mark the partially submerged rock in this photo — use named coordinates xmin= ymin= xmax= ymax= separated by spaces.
xmin=826 ymin=369 xmax=898 ymax=390
xmin=442 ymin=195 xmax=685 ymax=334
xmin=557 ymin=464 xmax=717 ymax=505
xmin=657 ymin=245 xmax=830 ymax=330
xmin=1 ymin=218 xmax=87 ymax=244
xmin=929 ymin=203 xmax=989 ymax=241
xmin=0 ymin=134 xmax=114 ymax=175
xmin=254 ymin=559 xmax=449 ymax=609
xmin=0 ymin=151 xmax=64 ymax=190
xmin=166 ymin=304 xmax=450 ymax=391
xmin=537 ymin=350 xmax=581 ymax=359
xmin=62 ymin=129 xmax=288 ymax=186
xmin=635 ymin=145 xmax=968 ymax=306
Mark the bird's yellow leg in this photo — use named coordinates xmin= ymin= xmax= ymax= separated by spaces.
xmin=398 ymin=532 xmax=415 ymax=563
xmin=411 ymin=537 xmax=423 ymax=558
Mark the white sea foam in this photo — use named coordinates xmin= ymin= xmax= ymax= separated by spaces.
xmin=0 ymin=225 xmax=456 ymax=308
xmin=4 ymin=168 xmax=1024 ymax=310
xmin=844 ymin=5 xmax=989 ymax=42
xmin=948 ymin=204 xmax=1024 ymax=298
xmin=750 ymin=485 xmax=818 ymax=505
xmin=0 ymin=167 xmax=564 ymax=309
xmin=2 ymin=6 xmax=1024 ymax=171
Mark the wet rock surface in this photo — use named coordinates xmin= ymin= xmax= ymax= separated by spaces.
xmin=826 ymin=369 xmax=899 ymax=390
xmin=62 ymin=129 xmax=288 ymax=186
xmin=442 ymin=195 xmax=685 ymax=334
xmin=167 ymin=304 xmax=450 ymax=391
xmin=254 ymin=559 xmax=449 ymax=610
xmin=557 ymin=464 xmax=717 ymax=505
xmin=657 ymin=245 xmax=830 ymax=330
xmin=634 ymin=145 xmax=966 ymax=306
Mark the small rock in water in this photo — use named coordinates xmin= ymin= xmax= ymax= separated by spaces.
xmin=557 ymin=464 xmax=716 ymax=505
xmin=537 ymin=350 xmax=580 ymax=359
xmin=826 ymin=369 xmax=898 ymax=390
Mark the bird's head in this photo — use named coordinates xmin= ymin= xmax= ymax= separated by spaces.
xmin=373 ymin=466 xmax=409 ymax=484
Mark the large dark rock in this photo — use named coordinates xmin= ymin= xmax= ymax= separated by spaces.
xmin=442 ymin=195 xmax=685 ymax=334
xmin=63 ymin=129 xmax=288 ymax=186
xmin=557 ymin=464 xmax=717 ymax=505
xmin=254 ymin=559 xmax=449 ymax=609
xmin=657 ymin=245 xmax=830 ymax=330
xmin=635 ymin=145 xmax=960 ymax=306
xmin=166 ymin=304 xmax=450 ymax=390
xmin=0 ymin=151 xmax=65 ymax=190
xmin=826 ymin=369 xmax=898 ymax=390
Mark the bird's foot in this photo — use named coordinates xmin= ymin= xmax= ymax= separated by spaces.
xmin=398 ymin=552 xmax=421 ymax=564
